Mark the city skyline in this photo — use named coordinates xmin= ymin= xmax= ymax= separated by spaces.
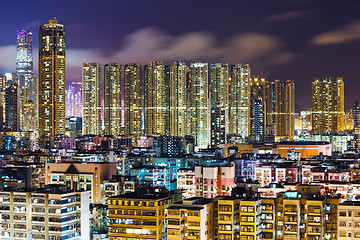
xmin=0 ymin=0 xmax=360 ymax=109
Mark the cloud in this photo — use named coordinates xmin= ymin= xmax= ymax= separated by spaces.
xmin=263 ymin=10 xmax=314 ymax=23
xmin=311 ymin=21 xmax=360 ymax=45
xmin=0 ymin=45 xmax=16 ymax=72
xmin=0 ymin=27 xmax=295 ymax=80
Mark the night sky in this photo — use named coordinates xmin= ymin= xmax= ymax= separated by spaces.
xmin=1 ymin=0 xmax=360 ymax=110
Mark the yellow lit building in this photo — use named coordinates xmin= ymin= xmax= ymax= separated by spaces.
xmin=167 ymin=197 xmax=214 ymax=239
xmin=312 ymin=77 xmax=344 ymax=133
xmin=261 ymin=198 xmax=276 ymax=240
xmin=104 ymin=63 xmax=122 ymax=136
xmin=189 ymin=62 xmax=209 ymax=148
xmin=170 ymin=61 xmax=188 ymax=137
xmin=214 ymin=197 xmax=240 ymax=239
xmin=38 ymin=18 xmax=66 ymax=136
xmin=22 ymin=100 xmax=36 ymax=131
xmin=239 ymin=199 xmax=262 ymax=240
xmin=144 ymin=62 xmax=170 ymax=136
xmin=108 ymin=192 xmax=173 ymax=240
xmin=82 ymin=62 xmax=102 ymax=135
xmin=124 ymin=64 xmax=142 ymax=138
xmin=272 ymin=80 xmax=295 ymax=141
xmin=229 ymin=64 xmax=250 ymax=139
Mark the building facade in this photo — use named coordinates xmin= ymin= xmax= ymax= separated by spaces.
xmin=229 ymin=64 xmax=250 ymax=139
xmin=0 ymin=187 xmax=90 ymax=240
xmin=170 ymin=61 xmax=188 ymax=137
xmin=189 ymin=63 xmax=209 ymax=148
xmin=38 ymin=18 xmax=66 ymax=136
xmin=82 ymin=62 xmax=102 ymax=135
xmin=144 ymin=62 xmax=170 ymax=136
xmin=312 ymin=77 xmax=344 ymax=133
xmin=124 ymin=63 xmax=142 ymax=138
xmin=104 ymin=63 xmax=122 ymax=136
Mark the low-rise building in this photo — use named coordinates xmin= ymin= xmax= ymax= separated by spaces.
xmin=0 ymin=186 xmax=90 ymax=240
xmin=107 ymin=191 xmax=174 ymax=240
xmin=45 ymin=162 xmax=116 ymax=204
xmin=166 ymin=197 xmax=214 ymax=239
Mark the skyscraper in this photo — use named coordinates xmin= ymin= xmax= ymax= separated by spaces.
xmin=38 ymin=18 xmax=66 ymax=136
xmin=228 ymin=64 xmax=250 ymax=138
xmin=144 ymin=61 xmax=170 ymax=136
xmin=16 ymin=30 xmax=34 ymax=89
xmin=272 ymin=80 xmax=295 ymax=140
xmin=312 ymin=77 xmax=344 ymax=133
xmin=189 ymin=62 xmax=209 ymax=148
xmin=124 ymin=64 xmax=142 ymax=137
xmin=250 ymin=78 xmax=268 ymax=140
xmin=170 ymin=62 xmax=188 ymax=137
xmin=82 ymin=63 xmax=102 ymax=135
xmin=22 ymin=100 xmax=36 ymax=132
xmin=210 ymin=102 xmax=226 ymax=148
xmin=210 ymin=63 xmax=229 ymax=107
xmin=104 ymin=63 xmax=122 ymax=136
xmin=5 ymin=82 xmax=19 ymax=131
xmin=353 ymin=101 xmax=360 ymax=150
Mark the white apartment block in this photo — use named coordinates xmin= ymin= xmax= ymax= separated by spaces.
xmin=177 ymin=168 xmax=196 ymax=199
xmin=255 ymin=166 xmax=274 ymax=187
xmin=0 ymin=188 xmax=90 ymax=240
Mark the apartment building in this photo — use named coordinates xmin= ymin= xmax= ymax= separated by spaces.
xmin=0 ymin=186 xmax=90 ymax=240
xmin=338 ymin=201 xmax=360 ymax=240
xmin=166 ymin=197 xmax=214 ymax=239
xmin=177 ymin=168 xmax=196 ymax=199
xmin=195 ymin=163 xmax=235 ymax=198
xmin=45 ymin=162 xmax=116 ymax=204
xmin=107 ymin=191 xmax=174 ymax=240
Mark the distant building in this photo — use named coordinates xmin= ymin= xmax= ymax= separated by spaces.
xmin=312 ymin=77 xmax=344 ymax=133
xmin=277 ymin=141 xmax=332 ymax=158
xmin=124 ymin=64 xmax=142 ymax=138
xmin=210 ymin=102 xmax=226 ymax=148
xmin=104 ymin=63 xmax=122 ymax=135
xmin=189 ymin=62 xmax=209 ymax=148
xmin=22 ymin=100 xmax=36 ymax=131
xmin=144 ymin=62 xmax=170 ymax=136
xmin=353 ymin=101 xmax=360 ymax=150
xmin=229 ymin=64 xmax=250 ymax=138
xmin=271 ymin=80 xmax=295 ymax=141
xmin=38 ymin=18 xmax=66 ymax=136
xmin=170 ymin=61 xmax=188 ymax=137
xmin=250 ymin=78 xmax=267 ymax=140
xmin=5 ymin=82 xmax=19 ymax=131
xmin=82 ymin=63 xmax=102 ymax=135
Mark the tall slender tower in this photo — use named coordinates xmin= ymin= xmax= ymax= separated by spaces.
xmin=249 ymin=78 xmax=268 ymax=140
xmin=5 ymin=82 xmax=19 ymax=131
xmin=16 ymin=30 xmax=33 ymax=89
xmin=144 ymin=61 xmax=170 ymax=136
xmin=38 ymin=18 xmax=66 ymax=136
xmin=272 ymin=80 xmax=295 ymax=140
xmin=104 ymin=63 xmax=122 ymax=136
xmin=353 ymin=101 xmax=360 ymax=150
xmin=170 ymin=62 xmax=188 ymax=137
xmin=229 ymin=64 xmax=250 ymax=138
xmin=189 ymin=62 xmax=209 ymax=148
xmin=124 ymin=64 xmax=142 ymax=137
xmin=312 ymin=77 xmax=344 ymax=133
xmin=82 ymin=63 xmax=102 ymax=135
